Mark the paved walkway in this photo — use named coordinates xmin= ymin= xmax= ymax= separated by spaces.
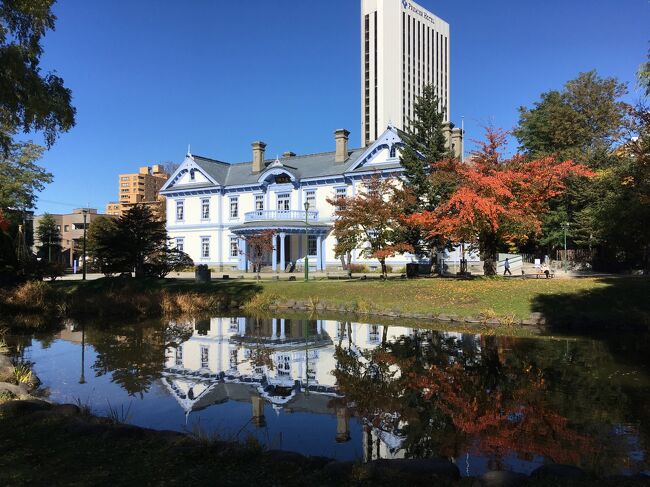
xmin=56 ymin=269 xmax=617 ymax=282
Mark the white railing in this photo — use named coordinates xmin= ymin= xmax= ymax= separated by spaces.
xmin=244 ymin=210 xmax=319 ymax=222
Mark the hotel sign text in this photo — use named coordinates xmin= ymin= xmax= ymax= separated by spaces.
xmin=401 ymin=0 xmax=436 ymax=25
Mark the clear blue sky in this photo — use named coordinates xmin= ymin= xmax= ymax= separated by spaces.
xmin=31 ymin=0 xmax=649 ymax=214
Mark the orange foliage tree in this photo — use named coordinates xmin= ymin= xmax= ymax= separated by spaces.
xmin=327 ymin=176 xmax=412 ymax=276
xmin=407 ymin=128 xmax=594 ymax=275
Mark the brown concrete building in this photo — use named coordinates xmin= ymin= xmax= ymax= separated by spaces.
xmin=33 ymin=208 xmax=108 ymax=268
xmin=106 ymin=165 xmax=169 ymax=217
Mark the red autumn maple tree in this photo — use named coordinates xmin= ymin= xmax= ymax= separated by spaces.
xmin=407 ymin=128 xmax=594 ymax=275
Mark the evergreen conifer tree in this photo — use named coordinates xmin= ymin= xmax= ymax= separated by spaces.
xmin=398 ymin=84 xmax=453 ymax=257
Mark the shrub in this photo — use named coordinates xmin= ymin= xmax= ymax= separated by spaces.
xmin=348 ymin=264 xmax=368 ymax=273
xmin=13 ymin=364 xmax=33 ymax=386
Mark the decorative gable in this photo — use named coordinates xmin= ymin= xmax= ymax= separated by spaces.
xmin=160 ymin=152 xmax=219 ymax=192
xmin=348 ymin=126 xmax=404 ymax=171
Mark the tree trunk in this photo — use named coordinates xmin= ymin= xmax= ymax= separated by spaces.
xmin=480 ymin=232 xmax=498 ymax=276
xmin=380 ymin=258 xmax=387 ymax=277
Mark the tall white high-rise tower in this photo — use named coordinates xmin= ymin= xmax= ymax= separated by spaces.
xmin=361 ymin=0 xmax=450 ymax=146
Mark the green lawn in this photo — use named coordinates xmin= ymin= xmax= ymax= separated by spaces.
xmin=3 ymin=276 xmax=649 ymax=333
xmin=253 ymin=276 xmax=650 ymax=330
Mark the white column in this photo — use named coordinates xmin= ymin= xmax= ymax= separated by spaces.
xmin=271 ymin=318 xmax=278 ymax=340
xmin=238 ymin=317 xmax=245 ymax=337
xmin=316 ymin=320 xmax=322 ymax=335
xmin=217 ymin=192 xmax=223 ymax=270
xmin=280 ymin=319 xmax=286 ymax=340
xmin=279 ymin=233 xmax=286 ymax=272
xmin=239 ymin=237 xmax=246 ymax=271
xmin=316 ymin=235 xmax=322 ymax=270
xmin=271 ymin=234 xmax=277 ymax=272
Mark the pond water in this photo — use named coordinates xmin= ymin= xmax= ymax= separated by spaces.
xmin=7 ymin=316 xmax=650 ymax=477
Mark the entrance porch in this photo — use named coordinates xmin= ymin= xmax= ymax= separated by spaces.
xmin=231 ymin=223 xmax=330 ymax=273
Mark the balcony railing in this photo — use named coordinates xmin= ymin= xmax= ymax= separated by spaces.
xmin=244 ymin=210 xmax=319 ymax=223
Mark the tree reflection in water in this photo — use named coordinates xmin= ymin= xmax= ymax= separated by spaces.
xmin=333 ymin=332 xmax=647 ymax=475
xmin=89 ymin=320 xmax=192 ymax=397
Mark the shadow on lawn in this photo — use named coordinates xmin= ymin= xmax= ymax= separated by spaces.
xmin=530 ymin=277 xmax=650 ymax=332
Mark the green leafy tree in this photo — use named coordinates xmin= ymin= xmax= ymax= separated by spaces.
xmin=0 ymin=0 xmax=76 ymax=153
xmin=87 ymin=215 xmax=120 ymax=275
xmin=0 ymin=142 xmax=50 ymax=211
xmin=88 ymin=206 xmax=184 ymax=278
xmin=514 ymin=71 xmax=630 ymax=262
xmin=145 ymin=247 xmax=194 ymax=278
xmin=35 ymin=212 xmax=60 ymax=261
xmin=638 ymin=44 xmax=650 ymax=97
xmin=398 ymin=84 xmax=453 ymax=256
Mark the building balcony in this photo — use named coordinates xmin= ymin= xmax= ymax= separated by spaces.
xmin=244 ymin=210 xmax=318 ymax=223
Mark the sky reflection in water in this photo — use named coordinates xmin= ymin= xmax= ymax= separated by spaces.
xmin=14 ymin=316 xmax=650 ymax=477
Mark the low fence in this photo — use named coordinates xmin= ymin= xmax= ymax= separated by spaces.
xmin=556 ymin=249 xmax=596 ymax=263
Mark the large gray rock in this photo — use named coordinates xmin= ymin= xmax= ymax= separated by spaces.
xmin=363 ymin=458 xmax=460 ymax=481
xmin=262 ymin=449 xmax=306 ymax=464
xmin=0 ymin=381 xmax=30 ymax=397
xmin=479 ymin=470 xmax=528 ymax=487
xmin=0 ymin=355 xmax=13 ymax=382
xmin=530 ymin=464 xmax=586 ymax=480
xmin=51 ymin=403 xmax=81 ymax=417
xmin=321 ymin=460 xmax=355 ymax=479
xmin=0 ymin=398 xmax=52 ymax=416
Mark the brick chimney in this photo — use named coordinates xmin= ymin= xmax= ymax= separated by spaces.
xmin=252 ymin=141 xmax=267 ymax=173
xmin=334 ymin=129 xmax=350 ymax=163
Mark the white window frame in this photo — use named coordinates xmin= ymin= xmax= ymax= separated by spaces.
xmin=308 ymin=235 xmax=317 ymax=256
xmin=175 ymin=346 xmax=183 ymax=366
xmin=176 ymin=200 xmax=184 ymax=222
xmin=201 ymin=198 xmax=210 ymax=220
xmin=305 ymin=190 xmax=316 ymax=208
xmin=229 ymin=197 xmax=239 ymax=219
xmin=175 ymin=237 xmax=184 ymax=253
xmin=255 ymin=194 xmax=264 ymax=211
xmin=277 ymin=193 xmax=290 ymax=211
xmin=230 ymin=236 xmax=239 ymax=258
xmin=200 ymin=346 xmax=209 ymax=369
xmin=201 ymin=236 xmax=210 ymax=259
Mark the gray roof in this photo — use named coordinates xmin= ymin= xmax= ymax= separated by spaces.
xmin=190 ymin=147 xmax=401 ymax=188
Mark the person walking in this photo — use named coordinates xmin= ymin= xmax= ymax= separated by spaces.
xmin=503 ymin=258 xmax=512 ymax=276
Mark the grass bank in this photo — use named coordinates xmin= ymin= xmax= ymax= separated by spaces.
xmin=1 ymin=276 xmax=648 ymax=334
xmin=251 ymin=276 xmax=650 ymax=332
xmin=0 ymin=278 xmax=261 ymax=330
xmin=0 ymin=398 xmax=641 ymax=487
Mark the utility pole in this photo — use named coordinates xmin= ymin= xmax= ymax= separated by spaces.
xmin=561 ymin=222 xmax=569 ymax=273
xmin=82 ymin=209 xmax=88 ymax=280
xmin=48 ymin=234 xmax=52 ymax=263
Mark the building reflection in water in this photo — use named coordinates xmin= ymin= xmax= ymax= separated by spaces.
xmin=161 ymin=316 xmax=431 ymax=454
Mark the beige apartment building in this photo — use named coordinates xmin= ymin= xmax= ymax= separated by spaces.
xmin=106 ymin=165 xmax=169 ymax=218
xmin=33 ymin=208 xmax=107 ymax=268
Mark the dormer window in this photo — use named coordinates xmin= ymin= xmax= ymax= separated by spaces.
xmin=274 ymin=174 xmax=291 ymax=184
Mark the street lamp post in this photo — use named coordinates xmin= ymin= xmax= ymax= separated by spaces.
xmin=561 ymin=222 xmax=569 ymax=273
xmin=304 ymin=202 xmax=310 ymax=282
xmin=82 ymin=209 xmax=88 ymax=281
